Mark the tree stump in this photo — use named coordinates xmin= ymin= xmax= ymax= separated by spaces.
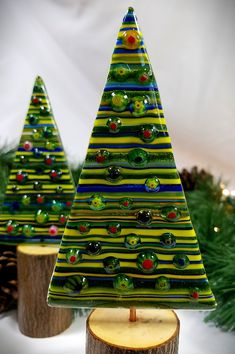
xmin=86 ymin=308 xmax=179 ymax=354
xmin=17 ymin=244 xmax=72 ymax=338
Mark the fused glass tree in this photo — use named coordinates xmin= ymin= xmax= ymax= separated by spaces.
xmin=48 ymin=8 xmax=216 ymax=309
xmin=0 ymin=76 xmax=75 ymax=244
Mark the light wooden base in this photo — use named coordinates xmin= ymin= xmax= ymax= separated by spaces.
xmin=17 ymin=244 xmax=72 ymax=338
xmin=86 ymin=308 xmax=180 ymax=354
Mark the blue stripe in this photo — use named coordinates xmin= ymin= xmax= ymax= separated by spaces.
xmin=116 ymin=39 xmax=144 ymax=46
xmin=113 ymin=48 xmax=146 ymax=54
xmin=88 ymin=143 xmax=171 ymax=149
xmin=104 ymin=85 xmax=158 ymax=91
xmin=77 ymin=184 xmax=182 ymax=193
xmin=24 ymin=124 xmax=54 ymax=128
xmin=83 ymin=165 xmax=175 ymax=170
xmin=92 ymin=132 xmax=168 ymax=138
xmin=99 ymin=104 xmax=158 ymax=112
xmin=18 ymin=147 xmax=63 ymax=152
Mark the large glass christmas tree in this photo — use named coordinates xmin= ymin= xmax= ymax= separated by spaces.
xmin=48 ymin=8 xmax=216 ymax=309
xmin=0 ymin=76 xmax=75 ymax=244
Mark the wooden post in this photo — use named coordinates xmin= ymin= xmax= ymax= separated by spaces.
xmin=86 ymin=308 xmax=179 ymax=354
xmin=17 ymin=244 xmax=72 ymax=338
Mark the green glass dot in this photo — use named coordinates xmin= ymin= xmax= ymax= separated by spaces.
xmin=112 ymin=64 xmax=131 ymax=82
xmin=140 ymin=124 xmax=158 ymax=143
xmin=35 ymin=210 xmax=49 ymax=224
xmin=22 ymin=225 xmax=34 ymax=238
xmin=113 ymin=274 xmax=134 ymax=292
xmin=110 ymin=91 xmax=129 ymax=112
xmin=22 ymin=195 xmax=31 ymax=206
xmin=131 ymin=96 xmax=148 ymax=117
xmin=145 ymin=177 xmax=160 ymax=192
xmin=63 ymin=275 xmax=88 ymax=294
xmin=160 ymin=233 xmax=176 ymax=248
xmin=107 ymin=118 xmax=122 ymax=133
xmin=32 ymin=129 xmax=41 ymax=140
xmin=42 ymin=127 xmax=53 ymax=138
xmin=128 ymin=149 xmax=149 ymax=167
xmin=173 ymin=254 xmax=190 ymax=269
xmin=155 ymin=276 xmax=170 ymax=291
xmin=103 ymin=257 xmax=120 ymax=274
xmin=51 ymin=200 xmax=63 ymax=212
xmin=40 ymin=106 xmax=50 ymax=116
xmin=125 ymin=234 xmax=141 ymax=249
xmin=28 ymin=115 xmax=39 ymax=125
xmin=89 ymin=194 xmax=105 ymax=211
xmin=45 ymin=140 xmax=56 ymax=150
xmin=161 ymin=206 xmax=181 ymax=221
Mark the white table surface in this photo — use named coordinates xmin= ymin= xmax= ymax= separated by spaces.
xmin=0 ymin=309 xmax=234 ymax=354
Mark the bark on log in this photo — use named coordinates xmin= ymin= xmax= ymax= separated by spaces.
xmin=86 ymin=308 xmax=179 ymax=354
xmin=17 ymin=244 xmax=72 ymax=338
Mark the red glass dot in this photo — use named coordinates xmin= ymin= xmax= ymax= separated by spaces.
xmin=24 ymin=142 xmax=32 ymax=150
xmin=128 ymin=35 xmax=136 ymax=44
xmin=66 ymin=201 xmax=72 ymax=207
xmin=123 ymin=201 xmax=129 ymax=207
xmin=167 ymin=212 xmax=177 ymax=219
xmin=70 ymin=255 xmax=77 ymax=263
xmin=140 ymin=74 xmax=148 ymax=82
xmin=45 ymin=158 xmax=53 ymax=165
xmin=79 ymin=225 xmax=87 ymax=232
xmin=192 ymin=292 xmax=199 ymax=299
xmin=110 ymin=122 xmax=117 ymax=130
xmin=59 ymin=216 xmax=67 ymax=224
xmin=143 ymin=130 xmax=152 ymax=139
xmin=7 ymin=225 xmax=14 ymax=233
xmin=37 ymin=197 xmax=44 ymax=203
xmin=96 ymin=155 xmax=106 ymax=163
xmin=109 ymin=226 xmax=117 ymax=234
xmin=142 ymin=259 xmax=154 ymax=270
xmin=51 ymin=171 xmax=57 ymax=178
xmin=16 ymin=174 xmax=24 ymax=182
xmin=32 ymin=97 xmax=40 ymax=105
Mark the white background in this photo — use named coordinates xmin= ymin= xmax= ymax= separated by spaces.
xmin=0 ymin=0 xmax=235 ymax=187
xmin=0 ymin=1 xmax=235 ymax=352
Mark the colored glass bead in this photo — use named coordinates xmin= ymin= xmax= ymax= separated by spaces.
xmin=10 ymin=201 xmax=20 ymax=212
xmin=119 ymin=197 xmax=133 ymax=210
xmin=125 ymin=234 xmax=141 ymax=249
xmin=130 ymin=96 xmax=148 ymax=117
xmin=160 ymin=233 xmax=176 ymax=248
xmin=89 ymin=194 xmax=105 ymax=211
xmin=155 ymin=276 xmax=170 ymax=291
xmin=122 ymin=30 xmax=141 ymax=50
xmin=140 ymin=124 xmax=158 ymax=143
xmin=32 ymin=129 xmax=41 ymax=140
xmin=56 ymin=186 xmax=63 ymax=194
xmin=32 ymin=96 xmax=41 ymax=105
xmin=173 ymin=254 xmax=190 ymax=269
xmin=35 ymin=210 xmax=49 ymax=224
xmin=103 ymin=257 xmax=120 ymax=274
xmin=112 ymin=64 xmax=131 ymax=81
xmin=22 ymin=225 xmax=34 ymax=237
xmin=49 ymin=225 xmax=59 ymax=236
xmin=44 ymin=155 xmax=55 ymax=166
xmin=36 ymin=194 xmax=45 ymax=204
xmin=95 ymin=150 xmax=110 ymax=164
xmin=136 ymin=210 xmax=152 ymax=225
xmin=6 ymin=221 xmax=19 ymax=235
xmin=137 ymin=69 xmax=152 ymax=85
xmin=66 ymin=249 xmax=82 ymax=265
xmin=161 ymin=206 xmax=181 ymax=221
xmin=107 ymin=118 xmax=122 ymax=133
xmin=45 ymin=140 xmax=56 ymax=150
xmin=128 ymin=148 xmax=149 ymax=167
xmin=64 ymin=275 xmax=88 ymax=294
xmin=86 ymin=241 xmax=101 ymax=255
xmin=33 ymin=148 xmax=43 ymax=158
xmin=59 ymin=214 xmax=67 ymax=224
xmin=23 ymin=141 xmax=33 ymax=151
xmin=51 ymin=200 xmax=63 ymax=212
xmin=16 ymin=171 xmax=28 ymax=184
xmin=28 ymin=114 xmax=39 ymax=125
xmin=66 ymin=201 xmax=72 ymax=207
xmin=106 ymin=166 xmax=122 ymax=182
xmin=49 ymin=169 xmax=62 ymax=181
xmin=137 ymin=251 xmax=158 ymax=273
xmin=113 ymin=274 xmax=134 ymax=292
xmin=77 ymin=222 xmax=90 ymax=234
xmin=190 ymin=288 xmax=200 ymax=301
xmin=33 ymin=181 xmax=42 ymax=190
xmin=12 ymin=185 xmax=19 ymax=193
xmin=145 ymin=177 xmax=160 ymax=192
xmin=22 ymin=195 xmax=31 ymax=206
xmin=40 ymin=106 xmax=50 ymax=116
xmin=42 ymin=127 xmax=53 ymax=138
xmin=110 ymin=91 xmax=129 ymax=112
xmin=107 ymin=223 xmax=121 ymax=236
xmin=19 ymin=155 xmax=28 ymax=165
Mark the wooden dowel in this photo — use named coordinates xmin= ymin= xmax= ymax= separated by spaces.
xmin=129 ymin=306 xmax=137 ymax=322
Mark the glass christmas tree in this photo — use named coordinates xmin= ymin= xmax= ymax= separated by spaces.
xmin=48 ymin=8 xmax=216 ymax=309
xmin=0 ymin=76 xmax=75 ymax=244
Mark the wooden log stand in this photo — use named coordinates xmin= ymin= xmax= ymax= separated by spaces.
xmin=17 ymin=244 xmax=72 ymax=338
xmin=86 ymin=308 xmax=179 ymax=354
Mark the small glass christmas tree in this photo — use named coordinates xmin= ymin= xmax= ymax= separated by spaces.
xmin=48 ymin=8 xmax=216 ymax=309
xmin=0 ymin=76 xmax=75 ymax=244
